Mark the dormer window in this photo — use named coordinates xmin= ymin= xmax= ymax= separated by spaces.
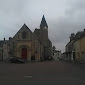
xmin=22 ymin=31 xmax=27 ymax=39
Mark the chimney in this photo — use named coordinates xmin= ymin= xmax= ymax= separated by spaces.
xmin=84 ymin=29 xmax=85 ymax=32
xmin=4 ymin=38 xmax=5 ymax=41
xmin=9 ymin=37 xmax=12 ymax=41
xmin=70 ymin=33 xmax=75 ymax=41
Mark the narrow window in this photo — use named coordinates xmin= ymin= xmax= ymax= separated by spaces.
xmin=22 ymin=31 xmax=26 ymax=39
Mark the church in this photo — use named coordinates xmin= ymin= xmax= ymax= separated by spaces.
xmin=0 ymin=15 xmax=52 ymax=61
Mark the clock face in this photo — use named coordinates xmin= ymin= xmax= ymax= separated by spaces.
xmin=44 ymin=26 xmax=47 ymax=29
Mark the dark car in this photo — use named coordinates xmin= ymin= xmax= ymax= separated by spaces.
xmin=48 ymin=56 xmax=53 ymax=61
xmin=9 ymin=57 xmax=25 ymax=63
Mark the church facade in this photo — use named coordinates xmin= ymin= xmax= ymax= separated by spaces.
xmin=0 ymin=15 xmax=52 ymax=61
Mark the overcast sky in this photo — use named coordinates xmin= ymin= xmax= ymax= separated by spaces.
xmin=0 ymin=0 xmax=85 ymax=52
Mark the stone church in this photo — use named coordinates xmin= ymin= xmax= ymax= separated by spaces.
xmin=0 ymin=15 xmax=52 ymax=61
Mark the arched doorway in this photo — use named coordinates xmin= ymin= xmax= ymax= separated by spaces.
xmin=21 ymin=48 xmax=27 ymax=59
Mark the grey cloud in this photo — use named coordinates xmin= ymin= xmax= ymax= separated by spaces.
xmin=47 ymin=0 xmax=85 ymax=52
xmin=66 ymin=0 xmax=85 ymax=16
xmin=1 ymin=0 xmax=85 ymax=52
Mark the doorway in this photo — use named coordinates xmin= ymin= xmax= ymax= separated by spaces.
xmin=21 ymin=48 xmax=27 ymax=59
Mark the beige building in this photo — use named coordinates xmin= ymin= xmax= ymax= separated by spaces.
xmin=65 ymin=29 xmax=85 ymax=62
xmin=74 ymin=30 xmax=85 ymax=61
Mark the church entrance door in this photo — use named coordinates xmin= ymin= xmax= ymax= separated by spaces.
xmin=21 ymin=48 xmax=27 ymax=59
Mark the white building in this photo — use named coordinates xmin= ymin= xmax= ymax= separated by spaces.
xmin=53 ymin=50 xmax=62 ymax=60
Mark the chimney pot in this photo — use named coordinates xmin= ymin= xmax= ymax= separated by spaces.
xmin=84 ymin=29 xmax=85 ymax=32
xmin=4 ymin=38 xmax=5 ymax=41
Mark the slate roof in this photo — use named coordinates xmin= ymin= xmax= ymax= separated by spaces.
xmin=74 ymin=31 xmax=84 ymax=41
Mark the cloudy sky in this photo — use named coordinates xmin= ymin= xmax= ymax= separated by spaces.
xmin=0 ymin=0 xmax=85 ymax=52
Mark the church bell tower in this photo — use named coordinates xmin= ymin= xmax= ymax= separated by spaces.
xmin=40 ymin=15 xmax=48 ymax=41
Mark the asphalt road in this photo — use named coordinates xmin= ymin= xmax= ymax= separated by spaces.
xmin=0 ymin=61 xmax=85 ymax=85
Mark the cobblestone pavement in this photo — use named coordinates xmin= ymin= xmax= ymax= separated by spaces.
xmin=0 ymin=61 xmax=85 ymax=85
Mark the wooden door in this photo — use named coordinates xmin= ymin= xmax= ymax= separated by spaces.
xmin=21 ymin=48 xmax=27 ymax=59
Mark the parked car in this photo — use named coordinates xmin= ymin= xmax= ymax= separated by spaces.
xmin=48 ymin=56 xmax=53 ymax=61
xmin=9 ymin=57 xmax=25 ymax=63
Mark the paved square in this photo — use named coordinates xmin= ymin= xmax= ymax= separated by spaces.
xmin=0 ymin=61 xmax=85 ymax=85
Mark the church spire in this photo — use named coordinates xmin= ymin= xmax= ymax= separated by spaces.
xmin=40 ymin=15 xmax=48 ymax=28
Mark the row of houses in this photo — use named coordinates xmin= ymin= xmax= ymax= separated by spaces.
xmin=63 ymin=29 xmax=85 ymax=62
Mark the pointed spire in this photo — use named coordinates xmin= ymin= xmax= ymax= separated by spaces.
xmin=42 ymin=15 xmax=45 ymax=20
xmin=40 ymin=15 xmax=48 ymax=28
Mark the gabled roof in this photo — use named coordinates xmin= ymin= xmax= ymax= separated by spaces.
xmin=11 ymin=23 xmax=42 ymax=45
xmin=13 ymin=23 xmax=33 ymax=39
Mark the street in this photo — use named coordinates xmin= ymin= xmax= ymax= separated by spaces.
xmin=0 ymin=61 xmax=85 ymax=85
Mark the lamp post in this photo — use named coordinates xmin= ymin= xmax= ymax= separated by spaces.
xmin=2 ymin=50 xmax=3 ymax=61
xmin=0 ymin=48 xmax=3 ymax=61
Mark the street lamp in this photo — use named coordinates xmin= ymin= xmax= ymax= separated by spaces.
xmin=2 ymin=50 xmax=3 ymax=61
xmin=0 ymin=48 xmax=3 ymax=61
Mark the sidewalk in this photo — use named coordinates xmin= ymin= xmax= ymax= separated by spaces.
xmin=0 ymin=59 xmax=10 ymax=64
xmin=79 ymin=61 xmax=85 ymax=64
xmin=62 ymin=60 xmax=85 ymax=64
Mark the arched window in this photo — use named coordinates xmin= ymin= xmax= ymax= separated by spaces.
xmin=22 ymin=31 xmax=27 ymax=39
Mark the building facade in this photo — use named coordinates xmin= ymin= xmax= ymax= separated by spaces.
xmin=34 ymin=15 xmax=52 ymax=60
xmin=65 ymin=29 xmax=85 ymax=62
xmin=0 ymin=15 xmax=52 ymax=61
xmin=74 ymin=30 xmax=85 ymax=62
xmin=53 ymin=50 xmax=62 ymax=60
xmin=65 ymin=33 xmax=75 ymax=61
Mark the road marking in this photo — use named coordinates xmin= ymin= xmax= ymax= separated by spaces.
xmin=24 ymin=75 xmax=32 ymax=78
